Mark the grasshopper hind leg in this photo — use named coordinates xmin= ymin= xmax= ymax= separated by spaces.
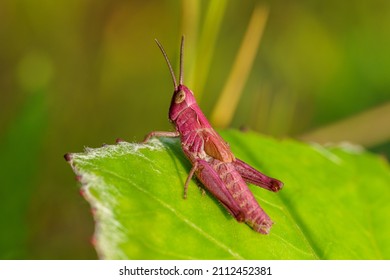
xmin=190 ymin=159 xmax=245 ymax=222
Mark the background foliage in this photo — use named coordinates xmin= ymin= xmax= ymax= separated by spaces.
xmin=0 ymin=0 xmax=389 ymax=259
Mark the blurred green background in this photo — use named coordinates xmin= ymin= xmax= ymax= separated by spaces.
xmin=0 ymin=0 xmax=389 ymax=259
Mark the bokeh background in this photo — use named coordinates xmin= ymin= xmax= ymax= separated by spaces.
xmin=0 ymin=0 xmax=389 ymax=259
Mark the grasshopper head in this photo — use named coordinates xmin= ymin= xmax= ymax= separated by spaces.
xmin=168 ymin=84 xmax=197 ymax=121
xmin=155 ymin=36 xmax=197 ymax=121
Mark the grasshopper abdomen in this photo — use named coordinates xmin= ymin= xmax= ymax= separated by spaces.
xmin=209 ymin=158 xmax=273 ymax=234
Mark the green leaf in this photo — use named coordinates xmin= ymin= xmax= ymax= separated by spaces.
xmin=66 ymin=130 xmax=390 ymax=259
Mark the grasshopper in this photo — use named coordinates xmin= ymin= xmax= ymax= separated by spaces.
xmin=143 ymin=37 xmax=283 ymax=234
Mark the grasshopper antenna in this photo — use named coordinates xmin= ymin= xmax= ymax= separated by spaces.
xmin=179 ymin=35 xmax=185 ymax=85
xmin=155 ymin=39 xmax=178 ymax=90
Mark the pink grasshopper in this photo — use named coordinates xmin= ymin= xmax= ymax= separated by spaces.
xmin=144 ymin=37 xmax=283 ymax=234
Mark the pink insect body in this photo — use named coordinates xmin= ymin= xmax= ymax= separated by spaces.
xmin=144 ymin=37 xmax=283 ymax=234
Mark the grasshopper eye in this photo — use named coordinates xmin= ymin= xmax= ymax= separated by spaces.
xmin=175 ymin=90 xmax=186 ymax=103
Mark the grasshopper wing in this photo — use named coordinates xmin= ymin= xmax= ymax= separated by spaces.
xmin=203 ymin=130 xmax=235 ymax=163
xmin=233 ymin=158 xmax=283 ymax=192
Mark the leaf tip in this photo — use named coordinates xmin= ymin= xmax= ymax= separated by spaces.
xmin=64 ymin=153 xmax=73 ymax=162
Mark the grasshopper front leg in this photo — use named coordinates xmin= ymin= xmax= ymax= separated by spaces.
xmin=183 ymin=161 xmax=198 ymax=199
xmin=143 ymin=131 xmax=180 ymax=143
